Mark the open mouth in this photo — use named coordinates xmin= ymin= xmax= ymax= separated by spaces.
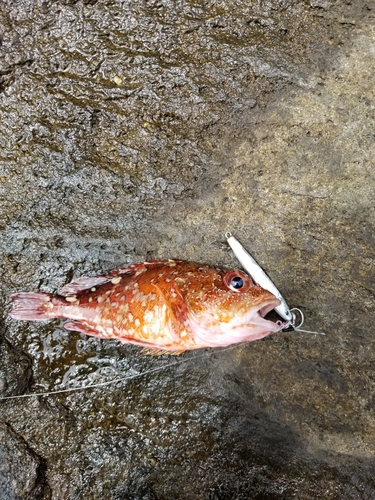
xmin=258 ymin=300 xmax=280 ymax=319
xmin=226 ymin=298 xmax=286 ymax=342
xmin=249 ymin=299 xmax=286 ymax=332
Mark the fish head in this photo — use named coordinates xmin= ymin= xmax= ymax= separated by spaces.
xmin=184 ymin=267 xmax=283 ymax=347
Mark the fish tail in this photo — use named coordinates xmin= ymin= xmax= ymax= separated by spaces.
xmin=9 ymin=292 xmax=59 ymax=321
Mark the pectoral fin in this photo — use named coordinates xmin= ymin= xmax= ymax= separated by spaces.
xmin=151 ymin=284 xmax=189 ymax=342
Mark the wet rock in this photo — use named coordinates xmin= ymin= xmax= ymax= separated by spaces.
xmin=0 ymin=335 xmax=32 ymax=398
xmin=0 ymin=423 xmax=49 ymax=500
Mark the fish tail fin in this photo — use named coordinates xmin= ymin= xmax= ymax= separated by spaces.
xmin=9 ymin=292 xmax=59 ymax=321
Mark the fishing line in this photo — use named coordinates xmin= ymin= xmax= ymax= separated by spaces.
xmin=0 ymin=344 xmax=244 ymax=401
xmin=290 ymin=308 xmax=326 ymax=335
xmin=0 ymin=314 xmax=325 ymax=401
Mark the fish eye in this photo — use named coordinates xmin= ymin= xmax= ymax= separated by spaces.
xmin=223 ymin=270 xmax=251 ymax=293
xmin=231 ymin=276 xmax=244 ymax=289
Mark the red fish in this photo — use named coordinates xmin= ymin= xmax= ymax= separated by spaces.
xmin=9 ymin=260 xmax=284 ymax=353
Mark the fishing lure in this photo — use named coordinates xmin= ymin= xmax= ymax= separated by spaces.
xmin=225 ymin=232 xmax=325 ymax=335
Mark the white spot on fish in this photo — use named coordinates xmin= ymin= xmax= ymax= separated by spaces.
xmin=143 ymin=309 xmax=156 ymax=323
xmin=111 ymin=277 xmax=122 ymax=284
xmin=65 ymin=296 xmax=78 ymax=303
xmin=121 ymin=303 xmax=129 ymax=313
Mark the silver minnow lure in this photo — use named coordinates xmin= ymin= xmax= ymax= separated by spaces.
xmin=225 ymin=232 xmax=325 ymax=335
xmin=225 ymin=232 xmax=294 ymax=327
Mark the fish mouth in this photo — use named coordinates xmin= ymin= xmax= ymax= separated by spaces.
xmin=187 ymin=297 xmax=285 ymax=348
xmin=259 ymin=301 xmax=280 ymax=320
xmin=248 ymin=299 xmax=285 ymax=332
xmin=228 ymin=298 xmax=285 ymax=337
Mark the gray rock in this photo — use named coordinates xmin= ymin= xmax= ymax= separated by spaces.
xmin=0 ymin=423 xmax=49 ymax=500
xmin=0 ymin=334 xmax=32 ymax=398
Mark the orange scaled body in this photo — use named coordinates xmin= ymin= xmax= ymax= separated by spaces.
xmin=10 ymin=260 xmax=283 ymax=352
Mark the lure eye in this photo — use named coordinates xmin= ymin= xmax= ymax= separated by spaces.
xmin=223 ymin=270 xmax=251 ymax=293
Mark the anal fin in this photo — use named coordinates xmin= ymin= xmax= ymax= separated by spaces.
xmin=63 ymin=321 xmax=106 ymax=338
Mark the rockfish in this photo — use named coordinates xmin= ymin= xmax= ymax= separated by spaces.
xmin=10 ymin=260 xmax=284 ymax=353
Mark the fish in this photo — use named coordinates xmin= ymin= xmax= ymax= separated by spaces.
xmin=9 ymin=260 xmax=285 ymax=353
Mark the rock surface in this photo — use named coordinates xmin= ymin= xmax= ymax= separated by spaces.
xmin=1 ymin=1 xmax=375 ymax=498
xmin=0 ymin=422 xmax=49 ymax=500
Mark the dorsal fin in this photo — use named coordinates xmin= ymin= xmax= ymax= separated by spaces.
xmin=60 ymin=276 xmax=110 ymax=296
xmin=60 ymin=260 xmax=184 ymax=296
xmin=106 ymin=260 xmax=183 ymax=277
